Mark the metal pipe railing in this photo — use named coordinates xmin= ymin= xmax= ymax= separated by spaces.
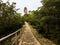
xmin=0 ymin=28 xmax=22 ymax=45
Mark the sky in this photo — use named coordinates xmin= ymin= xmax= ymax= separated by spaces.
xmin=3 ymin=0 xmax=42 ymax=15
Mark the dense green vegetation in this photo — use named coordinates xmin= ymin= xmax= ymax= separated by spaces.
xmin=0 ymin=0 xmax=24 ymax=38
xmin=23 ymin=0 xmax=60 ymax=45
xmin=0 ymin=0 xmax=60 ymax=45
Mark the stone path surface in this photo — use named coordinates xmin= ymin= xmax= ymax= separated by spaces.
xmin=19 ymin=22 xmax=41 ymax=45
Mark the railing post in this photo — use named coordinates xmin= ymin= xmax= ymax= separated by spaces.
xmin=15 ymin=33 xmax=18 ymax=45
xmin=0 ymin=42 xmax=1 ymax=45
xmin=19 ymin=31 xmax=22 ymax=45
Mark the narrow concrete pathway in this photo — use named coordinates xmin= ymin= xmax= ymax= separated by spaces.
xmin=19 ymin=22 xmax=41 ymax=45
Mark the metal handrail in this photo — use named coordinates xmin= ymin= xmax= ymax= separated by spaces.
xmin=0 ymin=28 xmax=22 ymax=45
xmin=0 ymin=29 xmax=21 ymax=41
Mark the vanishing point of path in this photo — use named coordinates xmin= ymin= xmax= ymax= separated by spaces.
xmin=19 ymin=22 xmax=41 ymax=45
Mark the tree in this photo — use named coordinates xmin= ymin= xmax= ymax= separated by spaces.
xmin=40 ymin=0 xmax=60 ymax=18
xmin=0 ymin=0 xmax=24 ymax=38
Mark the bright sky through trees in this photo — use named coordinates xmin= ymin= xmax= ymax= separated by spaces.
xmin=3 ymin=0 xmax=42 ymax=14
